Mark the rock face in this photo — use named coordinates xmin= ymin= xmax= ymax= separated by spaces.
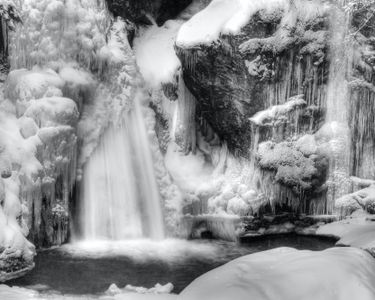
xmin=175 ymin=0 xmax=375 ymax=214
xmin=106 ymin=0 xmax=192 ymax=25
xmin=176 ymin=2 xmax=329 ymax=155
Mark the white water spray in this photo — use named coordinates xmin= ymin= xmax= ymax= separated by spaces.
xmin=81 ymin=93 xmax=165 ymax=240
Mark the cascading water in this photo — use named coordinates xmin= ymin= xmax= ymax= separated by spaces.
xmin=81 ymin=92 xmax=165 ymax=240
xmin=323 ymin=4 xmax=353 ymax=212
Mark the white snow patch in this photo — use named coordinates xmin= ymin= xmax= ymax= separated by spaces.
xmin=134 ymin=21 xmax=183 ymax=87
xmin=250 ymin=95 xmax=306 ymax=125
xmin=176 ymin=0 xmax=289 ymax=47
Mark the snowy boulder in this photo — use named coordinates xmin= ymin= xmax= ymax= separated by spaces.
xmin=5 ymin=69 xmax=64 ymax=104
xmin=0 ymin=207 xmax=36 ymax=282
xmin=24 ymin=97 xmax=79 ymax=127
xmin=181 ymin=247 xmax=375 ymax=300
xmin=335 ymin=185 xmax=375 ymax=215
xmin=257 ymin=140 xmax=328 ymax=193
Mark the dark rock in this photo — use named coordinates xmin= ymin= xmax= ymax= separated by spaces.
xmin=176 ymin=8 xmax=330 ymax=156
xmin=105 ymin=0 xmax=192 ymax=26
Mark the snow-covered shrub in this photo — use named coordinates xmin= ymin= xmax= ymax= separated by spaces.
xmin=257 ymin=136 xmax=328 ymax=194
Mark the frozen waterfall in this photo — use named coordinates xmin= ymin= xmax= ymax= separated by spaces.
xmin=81 ymin=93 xmax=165 ymax=240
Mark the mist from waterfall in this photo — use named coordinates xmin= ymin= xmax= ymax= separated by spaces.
xmin=81 ymin=93 xmax=165 ymax=240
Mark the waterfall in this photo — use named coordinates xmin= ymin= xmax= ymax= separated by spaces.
xmin=81 ymin=92 xmax=165 ymax=240
xmin=323 ymin=5 xmax=353 ymax=212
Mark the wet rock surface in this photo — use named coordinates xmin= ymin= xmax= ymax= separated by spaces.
xmin=240 ymin=213 xmax=338 ymax=241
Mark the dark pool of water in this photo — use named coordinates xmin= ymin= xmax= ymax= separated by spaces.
xmin=8 ymin=235 xmax=335 ymax=295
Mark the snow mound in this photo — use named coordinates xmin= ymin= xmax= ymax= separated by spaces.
xmin=181 ymin=247 xmax=375 ymax=300
xmin=317 ymin=212 xmax=375 ymax=256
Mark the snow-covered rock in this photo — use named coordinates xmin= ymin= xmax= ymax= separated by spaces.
xmin=317 ymin=211 xmax=375 ymax=256
xmin=335 ymin=184 xmax=375 ymax=215
xmin=181 ymin=247 xmax=375 ymax=300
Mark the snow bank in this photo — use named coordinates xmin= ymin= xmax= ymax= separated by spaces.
xmin=181 ymin=247 xmax=375 ymax=300
xmin=317 ymin=212 xmax=375 ymax=256
xmin=176 ymin=0 xmax=289 ymax=47
xmin=25 ymin=97 xmax=79 ymax=127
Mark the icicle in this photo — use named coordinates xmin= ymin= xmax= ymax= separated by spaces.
xmin=173 ymin=71 xmax=197 ymax=154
